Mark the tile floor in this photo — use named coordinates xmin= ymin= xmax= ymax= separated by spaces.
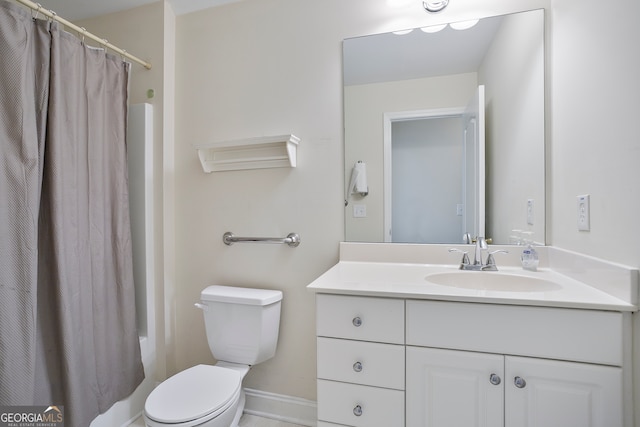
xmin=130 ymin=414 xmax=306 ymax=427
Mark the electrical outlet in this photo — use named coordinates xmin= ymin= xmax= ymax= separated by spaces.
xmin=456 ymin=204 xmax=464 ymax=216
xmin=527 ymin=199 xmax=534 ymax=225
xmin=577 ymin=195 xmax=590 ymax=231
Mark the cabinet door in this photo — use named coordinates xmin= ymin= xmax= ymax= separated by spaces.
xmin=505 ymin=356 xmax=623 ymax=427
xmin=406 ymin=346 xmax=504 ymax=427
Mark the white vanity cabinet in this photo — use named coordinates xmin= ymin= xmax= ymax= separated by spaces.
xmin=315 ymin=295 xmax=631 ymax=427
xmin=316 ymin=294 xmax=405 ymax=427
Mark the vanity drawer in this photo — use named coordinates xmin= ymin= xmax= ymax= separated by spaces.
xmin=317 ymin=337 xmax=405 ymax=390
xmin=317 ymin=379 xmax=404 ymax=427
xmin=406 ymin=300 xmax=624 ymax=366
xmin=316 ymin=294 xmax=404 ymax=344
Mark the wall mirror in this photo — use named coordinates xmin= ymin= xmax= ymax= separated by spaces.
xmin=344 ymin=9 xmax=545 ymax=245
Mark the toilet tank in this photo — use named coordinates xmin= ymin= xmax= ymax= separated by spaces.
xmin=199 ymin=285 xmax=283 ymax=365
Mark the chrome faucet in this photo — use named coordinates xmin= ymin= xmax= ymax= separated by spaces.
xmin=473 ymin=236 xmax=488 ymax=267
xmin=449 ymin=236 xmax=508 ymax=271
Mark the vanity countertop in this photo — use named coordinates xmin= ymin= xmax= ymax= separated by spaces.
xmin=307 ymin=258 xmax=638 ymax=312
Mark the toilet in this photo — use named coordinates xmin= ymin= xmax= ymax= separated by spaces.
xmin=143 ymin=285 xmax=283 ymax=427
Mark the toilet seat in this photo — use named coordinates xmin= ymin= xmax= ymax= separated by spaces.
xmin=144 ymin=365 xmax=242 ymax=426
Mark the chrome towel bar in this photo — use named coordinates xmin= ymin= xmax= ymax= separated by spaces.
xmin=223 ymin=231 xmax=301 ymax=247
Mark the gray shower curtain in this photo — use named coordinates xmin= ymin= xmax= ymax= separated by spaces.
xmin=0 ymin=0 xmax=49 ymax=407
xmin=0 ymin=1 xmax=144 ymax=426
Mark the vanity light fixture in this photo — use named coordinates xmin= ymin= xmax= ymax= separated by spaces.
xmin=449 ymin=19 xmax=479 ymax=30
xmin=392 ymin=28 xmax=414 ymax=35
xmin=423 ymin=0 xmax=449 ymax=13
xmin=420 ymin=23 xmax=447 ymax=33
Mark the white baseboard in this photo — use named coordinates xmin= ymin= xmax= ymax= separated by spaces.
xmin=243 ymin=388 xmax=317 ymax=426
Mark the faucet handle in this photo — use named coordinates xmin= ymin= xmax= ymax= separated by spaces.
xmin=486 ymin=249 xmax=509 ymax=267
xmin=472 ymin=236 xmax=493 ymax=244
xmin=449 ymin=248 xmax=470 ymax=268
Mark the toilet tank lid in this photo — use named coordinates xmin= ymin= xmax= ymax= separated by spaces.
xmin=201 ymin=285 xmax=283 ymax=305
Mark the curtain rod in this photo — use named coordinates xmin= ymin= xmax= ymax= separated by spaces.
xmin=14 ymin=0 xmax=152 ymax=70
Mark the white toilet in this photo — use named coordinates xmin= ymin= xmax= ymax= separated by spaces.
xmin=143 ymin=285 xmax=283 ymax=427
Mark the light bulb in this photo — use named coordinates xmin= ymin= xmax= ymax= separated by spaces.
xmin=449 ymin=19 xmax=479 ymax=30
xmin=392 ymin=29 xmax=414 ymax=35
xmin=420 ymin=24 xmax=447 ymax=33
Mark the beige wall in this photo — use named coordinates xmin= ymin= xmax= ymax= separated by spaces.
xmin=550 ymin=0 xmax=640 ymax=266
xmin=79 ymin=0 xmax=639 ymax=407
xmin=173 ymin=0 xmax=346 ymax=399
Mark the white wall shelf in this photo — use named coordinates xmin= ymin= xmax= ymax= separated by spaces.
xmin=194 ymin=134 xmax=300 ymax=173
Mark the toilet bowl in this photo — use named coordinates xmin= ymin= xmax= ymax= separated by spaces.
xmin=143 ymin=286 xmax=283 ymax=427
xmin=143 ymin=364 xmax=246 ymax=427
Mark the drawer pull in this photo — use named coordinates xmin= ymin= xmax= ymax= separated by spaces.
xmin=353 ymin=405 xmax=363 ymax=416
xmin=514 ymin=376 xmax=527 ymax=388
xmin=353 ymin=361 xmax=363 ymax=372
xmin=489 ymin=373 xmax=501 ymax=385
xmin=352 ymin=316 xmax=363 ymax=327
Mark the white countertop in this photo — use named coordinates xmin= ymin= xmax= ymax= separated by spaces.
xmin=307 ymin=260 xmax=637 ymax=312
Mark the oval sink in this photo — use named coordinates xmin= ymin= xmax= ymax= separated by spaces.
xmin=425 ymin=271 xmax=562 ymax=292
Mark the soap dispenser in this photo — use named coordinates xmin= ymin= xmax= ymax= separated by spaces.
xmin=520 ymin=231 xmax=539 ymax=271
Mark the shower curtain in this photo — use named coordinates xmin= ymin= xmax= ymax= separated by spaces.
xmin=0 ymin=2 xmax=144 ymax=426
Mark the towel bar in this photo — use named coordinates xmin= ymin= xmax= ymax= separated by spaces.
xmin=222 ymin=231 xmax=301 ymax=247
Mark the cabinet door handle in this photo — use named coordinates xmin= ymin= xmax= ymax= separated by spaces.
xmin=514 ymin=376 xmax=527 ymax=388
xmin=352 ymin=316 xmax=363 ymax=327
xmin=489 ymin=373 xmax=501 ymax=385
xmin=353 ymin=405 xmax=363 ymax=416
xmin=353 ymin=361 xmax=363 ymax=372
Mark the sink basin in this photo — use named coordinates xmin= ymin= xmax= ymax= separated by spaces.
xmin=425 ymin=271 xmax=562 ymax=292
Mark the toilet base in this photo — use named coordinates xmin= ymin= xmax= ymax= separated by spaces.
xmin=229 ymin=389 xmax=246 ymax=427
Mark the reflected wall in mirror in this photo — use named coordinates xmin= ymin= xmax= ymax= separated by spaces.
xmin=344 ymin=9 xmax=545 ymax=245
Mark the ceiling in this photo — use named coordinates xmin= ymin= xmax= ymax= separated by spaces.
xmin=31 ymin=0 xmax=241 ymax=21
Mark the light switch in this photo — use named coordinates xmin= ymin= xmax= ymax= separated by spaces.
xmin=353 ymin=204 xmax=367 ymax=218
